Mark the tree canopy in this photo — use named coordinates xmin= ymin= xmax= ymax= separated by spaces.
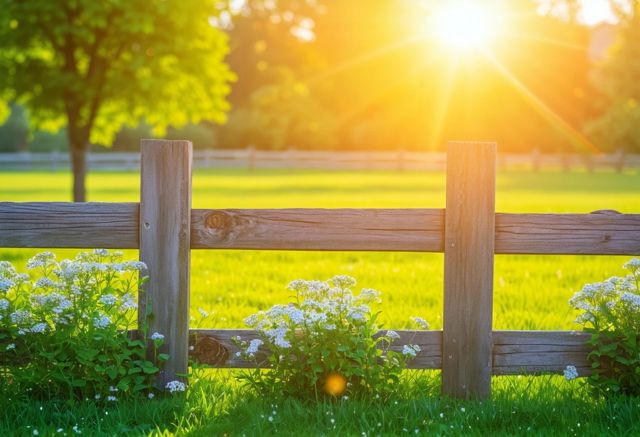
xmin=0 ymin=0 xmax=234 ymax=200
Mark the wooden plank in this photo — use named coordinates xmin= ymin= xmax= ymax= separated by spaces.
xmin=495 ymin=212 xmax=640 ymax=255
xmin=186 ymin=329 xmax=591 ymax=377
xmin=2 ymin=203 xmax=639 ymax=254
xmin=493 ymin=331 xmax=591 ymax=376
xmin=0 ymin=202 xmax=138 ymax=248
xmin=190 ymin=208 xmax=444 ymax=251
xmin=442 ymin=141 xmax=497 ymax=399
xmin=139 ymin=139 xmax=192 ymax=388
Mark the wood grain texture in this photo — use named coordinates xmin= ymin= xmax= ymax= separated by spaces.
xmin=0 ymin=202 xmax=138 ymax=248
xmin=442 ymin=142 xmax=497 ymax=399
xmin=493 ymin=331 xmax=591 ymax=375
xmin=186 ymin=329 xmax=590 ymax=376
xmin=190 ymin=208 xmax=444 ymax=251
xmin=495 ymin=212 xmax=640 ymax=255
xmin=2 ymin=204 xmax=638 ymax=254
xmin=139 ymin=139 xmax=192 ymax=388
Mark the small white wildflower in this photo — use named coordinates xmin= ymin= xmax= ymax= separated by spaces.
xmin=198 ymin=308 xmax=209 ymax=317
xmin=107 ymin=395 xmax=117 ymax=401
xmin=0 ymin=298 xmax=9 ymax=310
xmin=411 ymin=316 xmax=430 ymax=329
xmin=148 ymin=393 xmax=155 ymax=399
xmin=26 ymin=252 xmax=56 ymax=269
xmin=94 ymin=249 xmax=109 ymax=256
xmin=331 ymin=275 xmax=356 ymax=288
xmin=623 ymin=258 xmax=640 ymax=273
xmin=109 ymin=386 xmax=118 ymax=392
xmin=30 ymin=322 xmax=48 ymax=333
xmin=386 ymin=330 xmax=401 ymax=341
xmin=402 ymin=344 xmax=421 ymax=358
xmin=0 ymin=278 xmax=15 ymax=292
xmin=10 ymin=310 xmax=31 ymax=325
xmin=564 ymin=365 xmax=579 ymax=381
xmin=165 ymin=380 xmax=186 ymax=393
xmin=120 ymin=293 xmax=137 ymax=310
xmin=99 ymin=294 xmax=118 ymax=306
xmin=93 ymin=314 xmax=111 ymax=328
xmin=95 ymin=394 xmax=101 ymax=399
xmin=268 ymin=416 xmax=273 ymax=422
xmin=6 ymin=343 xmax=15 ymax=351
xmin=33 ymin=430 xmax=39 ymax=436
xmin=34 ymin=277 xmax=56 ymax=289
xmin=620 ymin=292 xmax=640 ymax=309
xmin=246 ymin=338 xmax=264 ymax=356
xmin=150 ymin=332 xmax=165 ymax=341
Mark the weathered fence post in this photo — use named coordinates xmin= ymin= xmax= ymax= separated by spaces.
xmin=442 ymin=141 xmax=496 ymax=399
xmin=139 ymin=139 xmax=192 ymax=388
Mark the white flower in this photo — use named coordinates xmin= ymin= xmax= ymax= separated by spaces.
xmin=93 ymin=315 xmax=111 ymax=328
xmin=623 ymin=258 xmax=640 ymax=273
xmin=10 ymin=310 xmax=31 ymax=325
xmin=246 ymin=338 xmax=264 ymax=356
xmin=402 ymin=344 xmax=421 ymax=357
xmin=411 ymin=316 xmax=430 ymax=329
xmin=620 ymin=292 xmax=640 ymax=309
xmin=331 ymin=275 xmax=356 ymax=288
xmin=0 ymin=278 xmax=14 ymax=292
xmin=107 ymin=395 xmax=117 ymax=401
xmin=120 ymin=293 xmax=137 ymax=310
xmin=165 ymin=380 xmax=186 ymax=393
xmin=564 ymin=365 xmax=579 ymax=381
xmin=34 ymin=277 xmax=57 ymax=289
xmin=124 ymin=261 xmax=147 ymax=271
xmin=148 ymin=393 xmax=155 ymax=399
xmin=359 ymin=288 xmax=381 ymax=302
xmin=151 ymin=332 xmax=165 ymax=341
xmin=33 ymin=430 xmax=39 ymax=435
xmin=386 ymin=330 xmax=401 ymax=341
xmin=198 ymin=308 xmax=209 ymax=317
xmin=30 ymin=322 xmax=48 ymax=333
xmin=0 ymin=298 xmax=9 ymax=310
xmin=94 ymin=249 xmax=109 ymax=256
xmin=26 ymin=252 xmax=56 ymax=269
xmin=109 ymin=386 xmax=118 ymax=392
xmin=99 ymin=294 xmax=118 ymax=306
xmin=6 ymin=343 xmax=15 ymax=351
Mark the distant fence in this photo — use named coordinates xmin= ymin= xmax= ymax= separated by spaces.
xmin=1 ymin=148 xmax=639 ymax=172
xmin=2 ymin=140 xmax=639 ymax=400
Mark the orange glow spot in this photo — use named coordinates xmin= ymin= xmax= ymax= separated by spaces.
xmin=323 ymin=372 xmax=347 ymax=396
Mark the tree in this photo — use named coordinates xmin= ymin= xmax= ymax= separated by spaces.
xmin=0 ymin=0 xmax=234 ymax=201
xmin=586 ymin=1 xmax=640 ymax=152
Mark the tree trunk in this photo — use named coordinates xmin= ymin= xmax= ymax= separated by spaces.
xmin=68 ymin=136 xmax=88 ymax=202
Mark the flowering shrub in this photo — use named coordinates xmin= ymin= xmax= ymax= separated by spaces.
xmin=236 ymin=275 xmax=422 ymax=399
xmin=569 ymin=258 xmax=640 ymax=396
xmin=0 ymin=250 xmax=164 ymax=400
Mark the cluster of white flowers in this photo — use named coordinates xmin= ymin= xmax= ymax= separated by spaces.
xmin=245 ymin=338 xmax=264 ymax=357
xmin=99 ymin=294 xmax=118 ymax=306
xmin=402 ymin=344 xmax=421 ymax=358
xmin=165 ymin=380 xmax=186 ymax=393
xmin=569 ymin=258 xmax=640 ymax=326
xmin=150 ymin=332 xmax=165 ymax=341
xmin=93 ymin=314 xmax=111 ymax=329
xmin=411 ymin=316 xmax=430 ymax=329
xmin=564 ymin=365 xmax=579 ymax=381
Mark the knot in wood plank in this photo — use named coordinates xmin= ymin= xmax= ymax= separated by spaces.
xmin=189 ymin=334 xmax=229 ymax=366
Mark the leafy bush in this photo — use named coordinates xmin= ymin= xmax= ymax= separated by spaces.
xmin=569 ymin=258 xmax=640 ymax=396
xmin=0 ymin=250 xmax=165 ymax=400
xmin=236 ymin=276 xmax=422 ymax=400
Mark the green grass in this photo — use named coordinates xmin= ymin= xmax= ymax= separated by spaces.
xmin=1 ymin=168 xmax=639 ymax=435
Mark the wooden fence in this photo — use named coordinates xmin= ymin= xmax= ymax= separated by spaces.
xmin=1 ymin=139 xmax=639 ymax=399
xmin=1 ymin=148 xmax=640 ymax=172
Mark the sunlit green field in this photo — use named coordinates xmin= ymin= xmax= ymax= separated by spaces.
xmin=2 ymin=168 xmax=640 ymax=436
xmin=2 ymin=169 xmax=638 ymax=331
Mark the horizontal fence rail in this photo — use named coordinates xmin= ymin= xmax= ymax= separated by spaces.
xmin=1 ymin=149 xmax=640 ymax=172
xmin=186 ymin=329 xmax=592 ymax=376
xmin=2 ymin=203 xmax=639 ymax=255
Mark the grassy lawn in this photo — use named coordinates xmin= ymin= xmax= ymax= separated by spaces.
xmin=1 ymin=168 xmax=639 ymax=435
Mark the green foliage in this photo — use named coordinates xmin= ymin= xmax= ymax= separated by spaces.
xmin=0 ymin=250 xmax=162 ymax=400
xmin=0 ymin=102 xmax=28 ymax=152
xmin=237 ymin=276 xmax=422 ymax=399
xmin=0 ymin=0 xmax=234 ymax=145
xmin=586 ymin=18 xmax=640 ymax=152
xmin=569 ymin=258 xmax=640 ymax=396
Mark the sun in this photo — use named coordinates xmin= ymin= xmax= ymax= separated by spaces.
xmin=432 ymin=2 xmax=497 ymax=50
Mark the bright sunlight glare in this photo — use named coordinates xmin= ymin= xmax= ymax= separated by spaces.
xmin=432 ymin=2 xmax=497 ymax=50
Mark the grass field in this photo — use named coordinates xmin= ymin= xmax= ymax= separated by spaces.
xmin=1 ymin=168 xmax=639 ymax=435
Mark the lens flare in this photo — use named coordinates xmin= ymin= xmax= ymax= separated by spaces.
xmin=323 ymin=372 xmax=347 ymax=396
